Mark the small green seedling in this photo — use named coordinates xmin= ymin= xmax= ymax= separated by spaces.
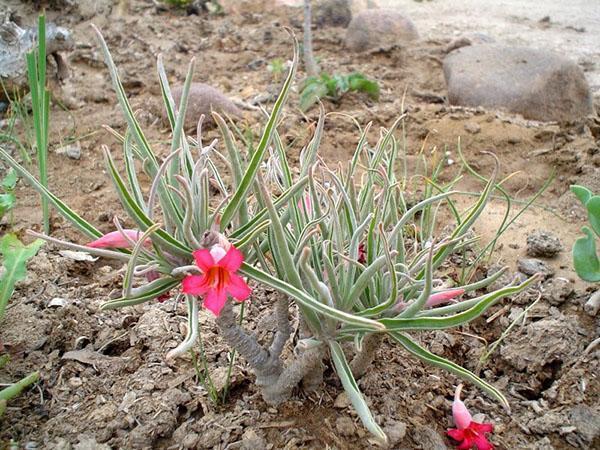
xmin=0 ymin=233 xmax=44 ymax=319
xmin=0 ymin=168 xmax=17 ymax=220
xmin=300 ymin=72 xmax=380 ymax=111
xmin=571 ymin=184 xmax=600 ymax=282
xmin=0 ymin=234 xmax=43 ymax=417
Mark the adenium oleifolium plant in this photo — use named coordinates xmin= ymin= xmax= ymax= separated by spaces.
xmin=0 ymin=27 xmax=538 ymax=444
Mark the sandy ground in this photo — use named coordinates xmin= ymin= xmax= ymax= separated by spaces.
xmin=374 ymin=0 xmax=600 ymax=93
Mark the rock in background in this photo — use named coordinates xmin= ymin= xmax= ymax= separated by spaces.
xmin=443 ymin=45 xmax=594 ymax=122
xmin=169 ymin=83 xmax=241 ymax=130
xmin=314 ymin=0 xmax=353 ymax=28
xmin=345 ymin=9 xmax=418 ymax=52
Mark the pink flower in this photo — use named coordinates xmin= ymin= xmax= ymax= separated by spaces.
xmin=447 ymin=385 xmax=494 ymax=450
xmin=425 ymin=288 xmax=465 ymax=308
xmin=181 ymin=245 xmax=251 ymax=316
xmin=87 ymin=230 xmax=150 ymax=249
xmin=394 ymin=288 xmax=465 ymax=312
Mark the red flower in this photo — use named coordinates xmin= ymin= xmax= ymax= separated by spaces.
xmin=181 ymin=245 xmax=251 ymax=316
xmin=447 ymin=385 xmax=494 ymax=450
xmin=358 ymin=242 xmax=366 ymax=264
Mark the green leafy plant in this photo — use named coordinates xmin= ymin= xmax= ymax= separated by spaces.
xmin=0 ymin=234 xmax=43 ymax=417
xmin=300 ymin=72 xmax=380 ymax=111
xmin=25 ymin=14 xmax=51 ymax=234
xmin=0 ymin=29 xmax=537 ymax=443
xmin=267 ymin=58 xmax=287 ymax=81
xmin=571 ymin=184 xmax=600 ymax=282
xmin=0 ymin=234 xmax=44 ymax=331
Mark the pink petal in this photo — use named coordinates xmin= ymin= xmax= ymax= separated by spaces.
xmin=203 ymin=288 xmax=228 ymax=316
xmin=457 ymin=437 xmax=475 ymax=450
xmin=88 ymin=230 xmax=142 ymax=248
xmin=182 ymin=274 xmax=211 ymax=295
xmin=473 ymin=433 xmax=494 ymax=450
xmin=426 ymin=288 xmax=466 ymax=308
xmin=226 ymin=273 xmax=251 ymax=301
xmin=210 ymin=245 xmax=227 ymax=263
xmin=471 ymin=422 xmax=494 ymax=434
xmin=193 ymin=249 xmax=215 ymax=272
xmin=452 ymin=386 xmax=472 ymax=430
xmin=217 ymin=246 xmax=244 ymax=272
xmin=447 ymin=428 xmax=465 ymax=441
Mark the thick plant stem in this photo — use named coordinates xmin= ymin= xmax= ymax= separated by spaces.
xmin=217 ymin=299 xmax=323 ymax=405
xmin=263 ymin=344 xmax=325 ymax=405
xmin=301 ymin=356 xmax=324 ymax=392
xmin=268 ymin=294 xmax=292 ymax=359
xmin=216 ymin=302 xmax=282 ymax=386
xmin=303 ymin=0 xmax=319 ymax=77
xmin=350 ymin=333 xmax=383 ymax=379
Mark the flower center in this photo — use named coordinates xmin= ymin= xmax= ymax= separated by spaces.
xmin=207 ymin=266 xmax=229 ymax=290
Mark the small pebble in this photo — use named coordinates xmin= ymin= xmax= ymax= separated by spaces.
xmin=464 ymin=122 xmax=481 ymax=134
xmin=527 ymin=230 xmax=562 ymax=257
xmin=542 ymin=278 xmax=573 ymax=306
xmin=335 ymin=416 xmax=357 ymax=436
xmin=334 ymin=392 xmax=351 ymax=408
xmin=517 ymin=257 xmax=555 ymax=278
xmin=55 ymin=142 xmax=82 ymax=160
xmin=68 ymin=377 xmax=83 ymax=388
xmin=584 ymin=291 xmax=600 ymax=316
xmin=182 ymin=432 xmax=199 ymax=449
xmin=385 ymin=420 xmax=407 ymax=445
xmin=48 ymin=297 xmax=68 ymax=308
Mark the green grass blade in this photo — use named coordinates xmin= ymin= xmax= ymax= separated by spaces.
xmin=379 ymin=276 xmax=537 ymax=331
xmin=329 ymin=341 xmax=387 ymax=442
xmin=103 ymin=148 xmax=191 ymax=257
xmin=100 ymin=278 xmax=180 ymax=310
xmin=220 ymin=33 xmax=298 ymax=230
xmin=0 ymin=147 xmax=102 ymax=238
xmin=241 ymin=263 xmax=385 ymax=332
xmin=389 ymin=332 xmax=509 ymax=410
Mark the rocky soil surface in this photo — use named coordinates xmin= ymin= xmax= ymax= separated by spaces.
xmin=0 ymin=0 xmax=599 ymax=449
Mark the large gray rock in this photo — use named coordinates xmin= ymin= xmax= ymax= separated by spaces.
xmin=345 ymin=9 xmax=418 ymax=52
xmin=170 ymin=83 xmax=241 ymax=129
xmin=443 ymin=45 xmax=594 ymax=122
xmin=0 ymin=18 xmax=73 ymax=99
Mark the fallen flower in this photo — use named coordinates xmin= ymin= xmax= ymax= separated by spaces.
xmin=426 ymin=288 xmax=465 ymax=308
xmin=88 ymin=229 xmax=149 ymax=249
xmin=182 ymin=244 xmax=251 ymax=316
xmin=447 ymin=384 xmax=494 ymax=450
xmin=394 ymin=288 xmax=465 ymax=312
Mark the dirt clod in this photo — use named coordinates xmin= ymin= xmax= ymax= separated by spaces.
xmin=517 ymin=257 xmax=555 ymax=278
xmin=542 ymin=277 xmax=574 ymax=306
xmin=526 ymin=229 xmax=563 ymax=257
xmin=335 ymin=416 xmax=357 ymax=436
